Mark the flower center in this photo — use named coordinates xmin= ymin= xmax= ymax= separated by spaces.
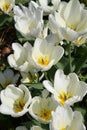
xmin=2 ymin=3 xmax=9 ymax=11
xmin=40 ymin=109 xmax=51 ymax=120
xmin=38 ymin=56 xmax=49 ymax=66
xmin=61 ymin=128 xmax=66 ymax=130
xmin=13 ymin=98 xmax=25 ymax=113
xmin=58 ymin=91 xmax=71 ymax=105
xmin=68 ymin=25 xmax=76 ymax=30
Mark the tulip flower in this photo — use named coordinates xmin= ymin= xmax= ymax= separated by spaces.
xmin=0 ymin=0 xmax=15 ymax=14
xmin=0 ymin=84 xmax=32 ymax=117
xmin=43 ymin=69 xmax=87 ymax=106
xmin=49 ymin=0 xmax=87 ymax=46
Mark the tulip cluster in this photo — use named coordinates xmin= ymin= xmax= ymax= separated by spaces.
xmin=0 ymin=0 xmax=87 ymax=130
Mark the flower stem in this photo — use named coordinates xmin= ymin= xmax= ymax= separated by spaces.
xmin=68 ymin=43 xmax=72 ymax=73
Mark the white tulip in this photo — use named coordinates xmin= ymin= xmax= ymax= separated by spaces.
xmin=0 ymin=68 xmax=20 ymax=88
xmin=32 ymin=38 xmax=64 ymax=71
xmin=7 ymin=42 xmax=35 ymax=73
xmin=49 ymin=0 xmax=87 ymax=46
xmin=0 ymin=0 xmax=15 ymax=14
xmin=50 ymin=105 xmax=86 ymax=130
xmin=14 ymin=1 xmax=43 ymax=39
xmin=29 ymin=89 xmax=58 ymax=124
xmin=43 ymin=69 xmax=87 ymax=106
xmin=0 ymin=84 xmax=32 ymax=117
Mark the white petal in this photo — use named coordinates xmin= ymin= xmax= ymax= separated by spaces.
xmin=69 ymin=111 xmax=85 ymax=130
xmin=7 ymin=54 xmax=17 ymax=68
xmin=76 ymin=81 xmax=87 ymax=99
xmin=12 ymin=43 xmax=23 ymax=60
xmin=76 ymin=10 xmax=87 ymax=32
xmin=50 ymin=45 xmax=64 ymax=64
xmin=54 ymin=69 xmax=69 ymax=93
xmin=64 ymin=0 xmax=81 ymax=27
xmin=68 ymin=73 xmax=79 ymax=95
xmin=43 ymin=80 xmax=55 ymax=94
xmin=38 ymin=0 xmax=48 ymax=6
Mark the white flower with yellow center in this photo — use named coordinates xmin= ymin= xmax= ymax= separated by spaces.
xmin=14 ymin=1 xmax=43 ymax=39
xmin=8 ymin=42 xmax=35 ymax=73
xmin=43 ymin=69 xmax=87 ymax=106
xmin=0 ymin=0 xmax=15 ymax=14
xmin=29 ymin=89 xmax=58 ymax=124
xmin=50 ymin=106 xmax=86 ymax=130
xmin=0 ymin=84 xmax=32 ymax=117
xmin=0 ymin=69 xmax=20 ymax=88
xmin=49 ymin=0 xmax=87 ymax=46
xmin=32 ymin=38 xmax=64 ymax=71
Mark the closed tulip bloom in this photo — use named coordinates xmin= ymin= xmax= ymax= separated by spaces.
xmin=7 ymin=42 xmax=35 ymax=73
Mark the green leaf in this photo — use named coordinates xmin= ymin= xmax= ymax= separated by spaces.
xmin=15 ymin=0 xmax=31 ymax=4
xmin=24 ymin=83 xmax=44 ymax=89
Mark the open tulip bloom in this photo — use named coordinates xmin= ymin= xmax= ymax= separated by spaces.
xmin=29 ymin=89 xmax=58 ymax=124
xmin=43 ymin=69 xmax=87 ymax=106
xmin=0 ymin=84 xmax=32 ymax=117
xmin=49 ymin=0 xmax=87 ymax=46
xmin=32 ymin=38 xmax=64 ymax=71
xmin=50 ymin=105 xmax=86 ymax=130
xmin=0 ymin=0 xmax=15 ymax=14
xmin=14 ymin=1 xmax=43 ymax=39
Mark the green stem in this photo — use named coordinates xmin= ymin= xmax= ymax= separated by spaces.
xmin=68 ymin=43 xmax=72 ymax=73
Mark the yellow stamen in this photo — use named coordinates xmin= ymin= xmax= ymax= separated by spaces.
xmin=68 ymin=25 xmax=75 ymax=30
xmin=61 ymin=128 xmax=66 ymax=130
xmin=38 ymin=56 xmax=49 ymax=66
xmin=58 ymin=91 xmax=71 ymax=105
xmin=74 ymin=37 xmax=86 ymax=45
xmin=13 ymin=98 xmax=25 ymax=113
xmin=2 ymin=3 xmax=9 ymax=11
xmin=40 ymin=109 xmax=51 ymax=120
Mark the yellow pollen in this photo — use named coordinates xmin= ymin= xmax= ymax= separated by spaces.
xmin=68 ymin=25 xmax=75 ymax=30
xmin=61 ymin=128 xmax=66 ymax=130
xmin=2 ymin=3 xmax=9 ymax=11
xmin=74 ymin=37 xmax=85 ymax=45
xmin=58 ymin=91 xmax=71 ymax=105
xmin=13 ymin=98 xmax=25 ymax=113
xmin=38 ymin=56 xmax=49 ymax=66
xmin=40 ymin=109 xmax=51 ymax=120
